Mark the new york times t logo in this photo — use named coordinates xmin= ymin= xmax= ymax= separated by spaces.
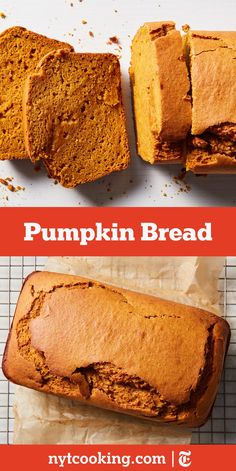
xmin=178 ymin=450 xmax=192 ymax=467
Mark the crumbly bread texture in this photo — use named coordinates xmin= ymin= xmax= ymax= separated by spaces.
xmin=185 ymin=31 xmax=236 ymax=173
xmin=3 ymin=271 xmax=230 ymax=427
xmin=0 ymin=27 xmax=73 ymax=160
xmin=23 ymin=50 xmax=130 ymax=187
xmin=130 ymin=22 xmax=191 ymax=164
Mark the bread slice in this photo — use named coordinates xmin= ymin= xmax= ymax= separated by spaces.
xmin=130 ymin=22 xmax=191 ymax=164
xmin=185 ymin=31 xmax=236 ymax=173
xmin=23 ymin=50 xmax=130 ymax=187
xmin=0 ymin=26 xmax=73 ymax=160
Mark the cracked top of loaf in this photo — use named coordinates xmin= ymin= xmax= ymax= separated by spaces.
xmin=2 ymin=271 xmax=230 ymax=427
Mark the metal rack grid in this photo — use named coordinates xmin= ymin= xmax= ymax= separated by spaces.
xmin=0 ymin=256 xmax=235 ymax=445
xmin=0 ymin=257 xmax=47 ymax=445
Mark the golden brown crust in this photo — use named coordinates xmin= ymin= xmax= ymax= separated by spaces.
xmin=186 ymin=30 xmax=236 ymax=173
xmin=0 ymin=26 xmax=73 ymax=160
xmin=23 ymin=50 xmax=130 ymax=187
xmin=2 ymin=271 xmax=230 ymax=428
xmin=130 ymin=21 xmax=191 ymax=164
xmin=188 ymin=30 xmax=236 ymax=135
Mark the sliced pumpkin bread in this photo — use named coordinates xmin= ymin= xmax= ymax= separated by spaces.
xmin=0 ymin=26 xmax=73 ymax=160
xmin=23 ymin=49 xmax=130 ymax=187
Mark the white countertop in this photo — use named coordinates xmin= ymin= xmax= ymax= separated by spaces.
xmin=0 ymin=0 xmax=235 ymax=207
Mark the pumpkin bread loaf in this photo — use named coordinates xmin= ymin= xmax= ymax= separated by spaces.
xmin=2 ymin=271 xmax=230 ymax=428
xmin=0 ymin=26 xmax=73 ymax=160
xmin=23 ymin=50 xmax=130 ymax=187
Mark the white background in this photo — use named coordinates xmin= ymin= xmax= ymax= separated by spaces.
xmin=0 ymin=0 xmax=235 ymax=207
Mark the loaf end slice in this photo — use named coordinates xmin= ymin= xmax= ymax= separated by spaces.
xmin=0 ymin=26 xmax=73 ymax=160
xmin=23 ymin=50 xmax=130 ymax=187
xmin=130 ymin=22 xmax=191 ymax=164
xmin=2 ymin=271 xmax=230 ymax=428
xmin=185 ymin=31 xmax=236 ymax=173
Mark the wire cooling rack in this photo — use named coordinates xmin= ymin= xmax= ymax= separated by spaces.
xmin=0 ymin=256 xmax=235 ymax=444
xmin=0 ymin=257 xmax=47 ymax=445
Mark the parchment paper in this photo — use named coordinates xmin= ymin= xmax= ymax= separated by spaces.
xmin=14 ymin=256 xmax=224 ymax=444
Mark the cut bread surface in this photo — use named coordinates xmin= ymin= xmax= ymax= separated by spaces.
xmin=24 ymin=50 xmax=130 ymax=187
xmin=0 ymin=26 xmax=73 ymax=160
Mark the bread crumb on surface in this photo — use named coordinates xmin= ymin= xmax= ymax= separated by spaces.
xmin=182 ymin=24 xmax=190 ymax=32
xmin=0 ymin=12 xmax=6 ymax=19
xmin=68 ymin=0 xmax=84 ymax=4
xmin=82 ymin=19 xmax=87 ymax=24
xmin=107 ymin=36 xmax=119 ymax=45
xmin=173 ymin=169 xmax=191 ymax=193
xmin=89 ymin=31 xmax=94 ymax=37
xmin=0 ymin=177 xmax=25 ymax=192
xmin=160 ymin=169 xmax=192 ymax=199
xmin=173 ymin=168 xmax=187 ymax=182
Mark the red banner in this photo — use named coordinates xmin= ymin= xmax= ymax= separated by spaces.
xmin=0 ymin=444 xmax=235 ymax=470
xmin=0 ymin=207 xmax=235 ymax=256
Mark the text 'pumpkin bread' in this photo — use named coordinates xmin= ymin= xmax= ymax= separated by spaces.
xmin=186 ymin=31 xmax=236 ymax=173
xmin=24 ymin=50 xmax=130 ymax=187
xmin=130 ymin=22 xmax=191 ymax=164
xmin=0 ymin=26 xmax=73 ymax=160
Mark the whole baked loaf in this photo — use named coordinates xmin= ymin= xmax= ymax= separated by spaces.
xmin=0 ymin=26 xmax=73 ymax=160
xmin=130 ymin=22 xmax=191 ymax=164
xmin=23 ymin=50 xmax=130 ymax=186
xmin=185 ymin=31 xmax=236 ymax=173
xmin=2 ymin=271 xmax=230 ymax=427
